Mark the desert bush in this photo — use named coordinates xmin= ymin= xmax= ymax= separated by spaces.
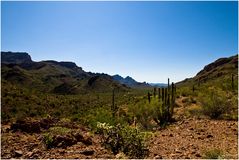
xmin=179 ymin=87 xmax=191 ymax=97
xmin=86 ymin=107 xmax=116 ymax=129
xmin=48 ymin=126 xmax=71 ymax=135
xmin=203 ymin=149 xmax=223 ymax=159
xmin=96 ymin=122 xmax=149 ymax=158
xmin=128 ymin=98 xmax=161 ymax=130
xmin=42 ymin=126 xmax=72 ymax=149
xmin=199 ymin=88 xmax=232 ymax=119
xmin=43 ymin=133 xmax=54 ymax=149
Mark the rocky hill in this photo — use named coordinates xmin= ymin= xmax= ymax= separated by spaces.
xmin=1 ymin=51 xmax=32 ymax=64
xmin=177 ymin=54 xmax=238 ymax=86
xmin=1 ymin=51 xmax=128 ymax=94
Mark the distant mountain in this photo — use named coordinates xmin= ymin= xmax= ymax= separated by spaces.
xmin=149 ymin=83 xmax=167 ymax=87
xmin=1 ymin=51 xmax=129 ymax=94
xmin=112 ymin=75 xmax=137 ymax=86
xmin=112 ymin=74 xmax=151 ymax=88
xmin=177 ymin=54 xmax=238 ymax=86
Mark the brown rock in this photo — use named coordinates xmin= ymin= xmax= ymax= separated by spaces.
xmin=26 ymin=151 xmax=33 ymax=157
xmin=154 ymin=155 xmax=163 ymax=159
xmin=11 ymin=119 xmax=41 ymax=133
xmin=175 ymin=149 xmax=182 ymax=153
xmin=14 ymin=150 xmax=23 ymax=157
xmin=82 ymin=137 xmax=93 ymax=145
xmin=80 ymin=150 xmax=94 ymax=156
xmin=206 ymin=134 xmax=213 ymax=138
xmin=195 ymin=153 xmax=201 ymax=157
xmin=73 ymin=132 xmax=84 ymax=141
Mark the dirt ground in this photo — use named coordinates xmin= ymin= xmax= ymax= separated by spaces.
xmin=1 ymin=96 xmax=238 ymax=159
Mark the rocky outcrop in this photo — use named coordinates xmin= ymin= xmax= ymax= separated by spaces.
xmin=1 ymin=51 xmax=32 ymax=64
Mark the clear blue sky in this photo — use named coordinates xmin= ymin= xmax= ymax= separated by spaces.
xmin=1 ymin=1 xmax=238 ymax=83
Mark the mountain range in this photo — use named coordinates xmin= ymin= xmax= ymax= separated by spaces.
xmin=2 ymin=51 xmax=237 ymax=94
xmin=1 ymin=51 xmax=152 ymax=94
xmin=112 ymin=74 xmax=151 ymax=88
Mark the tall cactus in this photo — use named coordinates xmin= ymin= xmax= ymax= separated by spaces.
xmin=148 ymin=92 xmax=151 ymax=103
xmin=168 ymin=78 xmax=170 ymax=90
xmin=111 ymin=89 xmax=115 ymax=118
xmin=153 ymin=88 xmax=156 ymax=98
xmin=162 ymin=88 xmax=165 ymax=102
xmin=158 ymin=88 xmax=161 ymax=100
xmin=232 ymin=74 xmax=234 ymax=90
xmin=155 ymin=78 xmax=176 ymax=125
xmin=170 ymin=82 xmax=175 ymax=120
xmin=164 ymin=88 xmax=167 ymax=106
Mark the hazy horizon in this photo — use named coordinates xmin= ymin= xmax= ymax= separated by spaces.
xmin=2 ymin=1 xmax=238 ymax=83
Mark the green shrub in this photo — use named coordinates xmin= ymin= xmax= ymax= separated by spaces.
xmin=42 ymin=133 xmax=54 ymax=149
xmin=199 ymin=88 xmax=232 ymax=119
xmin=203 ymin=149 xmax=223 ymax=159
xmin=128 ymin=98 xmax=161 ymax=130
xmin=42 ymin=126 xmax=72 ymax=149
xmin=179 ymin=87 xmax=191 ymax=97
xmin=97 ymin=122 xmax=149 ymax=158
xmin=48 ymin=126 xmax=71 ymax=135
xmin=86 ymin=107 xmax=116 ymax=130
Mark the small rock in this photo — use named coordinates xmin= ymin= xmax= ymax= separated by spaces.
xmin=195 ymin=153 xmax=201 ymax=157
xmin=206 ymin=134 xmax=213 ymax=138
xmin=82 ymin=137 xmax=93 ymax=145
xmin=116 ymin=152 xmax=127 ymax=159
xmin=169 ymin=133 xmax=173 ymax=137
xmin=198 ymin=136 xmax=203 ymax=140
xmin=199 ymin=129 xmax=205 ymax=132
xmin=154 ymin=155 xmax=163 ymax=159
xmin=59 ymin=149 xmax=66 ymax=154
xmin=175 ymin=149 xmax=182 ymax=153
xmin=14 ymin=150 xmax=23 ymax=157
xmin=26 ymin=151 xmax=33 ymax=157
xmin=73 ymin=132 xmax=84 ymax=141
xmin=33 ymin=148 xmax=40 ymax=153
xmin=80 ymin=150 xmax=94 ymax=156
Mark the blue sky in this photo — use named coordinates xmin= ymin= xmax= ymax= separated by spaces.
xmin=1 ymin=1 xmax=238 ymax=83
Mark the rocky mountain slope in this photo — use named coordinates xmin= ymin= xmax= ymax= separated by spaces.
xmin=1 ymin=51 xmax=128 ymax=94
xmin=177 ymin=54 xmax=238 ymax=86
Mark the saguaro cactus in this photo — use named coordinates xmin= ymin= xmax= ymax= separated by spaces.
xmin=148 ymin=92 xmax=151 ymax=103
xmin=232 ymin=74 xmax=234 ymax=90
xmin=155 ymin=78 xmax=176 ymax=125
xmin=153 ymin=88 xmax=156 ymax=98
xmin=158 ymin=88 xmax=161 ymax=100
xmin=162 ymin=88 xmax=165 ymax=102
xmin=164 ymin=88 xmax=167 ymax=106
xmin=111 ymin=89 xmax=119 ymax=118
xmin=111 ymin=89 xmax=115 ymax=117
xmin=170 ymin=82 xmax=175 ymax=120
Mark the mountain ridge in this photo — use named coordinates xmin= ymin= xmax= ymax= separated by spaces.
xmin=112 ymin=74 xmax=151 ymax=88
xmin=177 ymin=54 xmax=238 ymax=86
xmin=1 ymin=51 xmax=129 ymax=94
